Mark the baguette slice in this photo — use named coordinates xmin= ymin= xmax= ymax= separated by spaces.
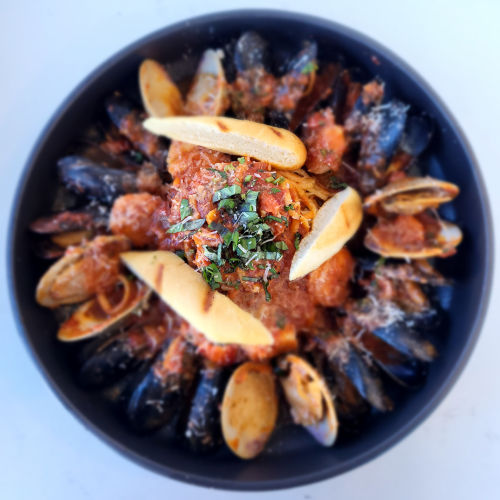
xmin=121 ymin=250 xmax=273 ymax=346
xmin=289 ymin=186 xmax=363 ymax=280
xmin=143 ymin=116 xmax=307 ymax=170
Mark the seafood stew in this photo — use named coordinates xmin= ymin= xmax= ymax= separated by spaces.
xmin=9 ymin=11 xmax=490 ymax=488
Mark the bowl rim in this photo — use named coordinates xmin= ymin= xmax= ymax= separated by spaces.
xmin=7 ymin=8 xmax=495 ymax=491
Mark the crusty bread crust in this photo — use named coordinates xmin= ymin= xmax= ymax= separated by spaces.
xmin=289 ymin=187 xmax=363 ymax=280
xmin=143 ymin=116 xmax=307 ymax=170
xmin=121 ymin=250 xmax=274 ymax=346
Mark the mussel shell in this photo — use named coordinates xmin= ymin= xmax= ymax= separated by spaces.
xmin=363 ymin=176 xmax=460 ymax=215
xmin=221 ymin=362 xmax=278 ymax=459
xmin=334 ymin=342 xmax=393 ymax=412
xmin=126 ymin=337 xmax=197 ymax=433
xmin=400 ymin=114 xmax=434 ymax=157
xmin=57 ymin=282 xmax=151 ymax=342
xmin=58 ymin=156 xmax=138 ymax=205
xmin=364 ymin=219 xmax=463 ymax=259
xmin=371 ymin=321 xmax=437 ymax=362
xmin=278 ymin=355 xmax=338 ymax=447
xmin=30 ymin=206 xmax=109 ymax=234
xmin=234 ymin=31 xmax=272 ymax=72
xmin=286 ymin=41 xmax=317 ymax=74
xmin=182 ymin=363 xmax=227 ymax=453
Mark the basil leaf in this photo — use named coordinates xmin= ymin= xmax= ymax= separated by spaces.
xmin=213 ymin=184 xmax=241 ymax=202
xmin=207 ymin=168 xmax=227 ymax=180
xmin=180 ymin=199 xmax=192 ymax=220
xmin=238 ymin=212 xmax=259 ymax=225
xmin=274 ymin=241 xmax=288 ymax=251
xmin=265 ymin=215 xmax=283 ymax=223
xmin=242 ymin=276 xmax=260 ymax=282
xmin=167 ymin=218 xmax=205 ymax=233
xmin=244 ymin=175 xmax=252 ymax=182
xmin=265 ymin=177 xmax=274 ymax=183
xmin=218 ymin=199 xmax=235 ymax=211
xmin=175 ymin=250 xmax=187 ymax=262
xmin=294 ymin=232 xmax=302 ymax=250
xmin=238 ymin=157 xmax=246 ymax=164
xmin=263 ymin=281 xmax=272 ymax=302
xmin=270 ymin=188 xmax=281 ymax=194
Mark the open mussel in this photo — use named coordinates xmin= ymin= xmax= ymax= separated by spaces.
xmin=182 ymin=361 xmax=227 ymax=453
xmin=106 ymin=94 xmax=167 ymax=169
xmin=357 ymin=100 xmax=408 ymax=194
xmin=364 ymin=214 xmax=463 ymax=259
xmin=36 ymin=235 xmax=131 ymax=308
xmin=221 ymin=362 xmax=278 ymax=459
xmin=364 ymin=176 xmax=460 ymax=215
xmin=278 ymin=355 xmax=338 ymax=446
xmin=78 ymin=324 xmax=167 ymax=388
xmin=185 ymin=49 xmax=230 ymax=117
xmin=126 ymin=337 xmax=197 ymax=433
xmin=231 ymin=32 xmax=275 ymax=123
xmin=58 ymin=156 xmax=138 ymax=205
xmin=57 ymin=279 xmax=151 ymax=341
xmin=269 ymin=41 xmax=318 ymax=129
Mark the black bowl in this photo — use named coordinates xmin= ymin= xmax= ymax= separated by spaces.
xmin=8 ymin=9 xmax=493 ymax=491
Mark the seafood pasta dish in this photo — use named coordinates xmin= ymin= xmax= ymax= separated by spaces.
xmin=31 ymin=32 xmax=461 ymax=459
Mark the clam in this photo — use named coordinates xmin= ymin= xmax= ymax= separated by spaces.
xmin=278 ymin=355 xmax=338 ymax=446
xmin=364 ymin=176 xmax=460 ymax=215
xmin=221 ymin=362 xmax=278 ymax=459
xmin=139 ymin=59 xmax=184 ymax=118
xmin=364 ymin=216 xmax=463 ymax=259
xmin=57 ymin=279 xmax=151 ymax=341
xmin=185 ymin=49 xmax=229 ymax=117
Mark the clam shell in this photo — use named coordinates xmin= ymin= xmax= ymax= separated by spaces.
xmin=221 ymin=362 xmax=278 ymax=459
xmin=139 ymin=59 xmax=184 ymax=118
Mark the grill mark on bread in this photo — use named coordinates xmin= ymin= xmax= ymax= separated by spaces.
xmin=217 ymin=121 xmax=229 ymax=132
xmin=203 ymin=290 xmax=215 ymax=312
xmin=156 ymin=263 xmax=164 ymax=291
xmin=270 ymin=127 xmax=283 ymax=138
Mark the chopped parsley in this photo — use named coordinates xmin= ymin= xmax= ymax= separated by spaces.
xmin=294 ymin=232 xmax=302 ymax=250
xmin=329 ymin=175 xmax=348 ymax=190
xmin=206 ymin=168 xmax=227 ymax=180
xmin=167 ymin=218 xmax=205 ymax=233
xmin=180 ymin=199 xmax=192 ymax=220
xmin=213 ymin=184 xmax=241 ymax=202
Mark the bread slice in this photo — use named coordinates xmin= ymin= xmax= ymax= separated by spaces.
xmin=121 ymin=250 xmax=273 ymax=346
xmin=143 ymin=116 xmax=307 ymax=170
xmin=289 ymin=186 xmax=363 ymax=280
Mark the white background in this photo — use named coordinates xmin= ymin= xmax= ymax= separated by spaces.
xmin=1 ymin=1 xmax=499 ymax=499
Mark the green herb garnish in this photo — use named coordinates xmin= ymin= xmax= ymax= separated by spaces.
xmin=167 ymin=218 xmax=205 ymax=233
xmin=238 ymin=157 xmax=246 ymax=164
xmin=213 ymin=184 xmax=241 ymax=202
xmin=180 ymin=199 xmax=192 ymax=221
xmin=294 ymin=232 xmax=302 ymax=250
xmin=270 ymin=188 xmax=281 ymax=194
xmin=301 ymin=61 xmax=318 ymax=75
xmin=174 ymin=250 xmax=187 ymax=262
xmin=207 ymin=168 xmax=227 ymax=180
xmin=265 ymin=177 xmax=274 ymax=183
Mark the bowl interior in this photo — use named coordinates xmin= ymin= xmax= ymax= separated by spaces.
xmin=9 ymin=10 xmax=492 ymax=491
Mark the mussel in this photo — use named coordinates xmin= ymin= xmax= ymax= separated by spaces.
xmin=126 ymin=337 xmax=197 ymax=433
xmin=36 ymin=235 xmax=131 ymax=308
xmin=57 ymin=280 xmax=151 ymax=341
xmin=185 ymin=49 xmax=230 ymax=117
xmin=364 ymin=214 xmax=463 ymax=258
xmin=182 ymin=361 xmax=227 ymax=453
xmin=278 ymin=355 xmax=338 ymax=446
xmin=58 ymin=156 xmax=138 ymax=205
xmin=357 ymin=100 xmax=408 ymax=194
xmin=221 ymin=362 xmax=278 ymax=459
xmin=79 ymin=324 xmax=167 ymax=388
xmin=364 ymin=176 xmax=460 ymax=215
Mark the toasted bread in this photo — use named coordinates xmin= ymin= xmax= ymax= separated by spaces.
xmin=289 ymin=186 xmax=363 ymax=280
xmin=143 ymin=116 xmax=307 ymax=170
xmin=121 ymin=250 xmax=273 ymax=346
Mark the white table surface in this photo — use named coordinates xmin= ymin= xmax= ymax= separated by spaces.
xmin=1 ymin=0 xmax=499 ymax=498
